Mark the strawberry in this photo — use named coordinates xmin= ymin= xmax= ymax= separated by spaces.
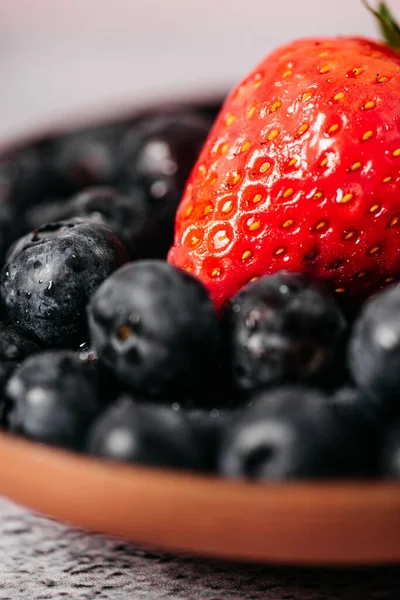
xmin=168 ymin=6 xmax=400 ymax=310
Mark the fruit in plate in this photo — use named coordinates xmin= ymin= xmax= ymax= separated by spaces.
xmin=6 ymin=351 xmax=103 ymax=450
xmin=221 ymin=270 xmax=347 ymax=395
xmin=49 ymin=124 xmax=123 ymax=194
xmin=218 ymin=386 xmax=379 ymax=480
xmin=168 ymin=8 xmax=400 ymax=310
xmin=0 ymin=323 xmax=40 ymax=422
xmin=117 ymin=112 xmax=212 ymax=258
xmin=380 ymin=420 xmax=400 ymax=477
xmin=87 ymin=260 xmax=220 ymax=400
xmin=87 ymin=395 xmax=203 ymax=470
xmin=349 ymin=282 xmax=400 ymax=419
xmin=1 ymin=219 xmax=129 ymax=347
xmin=25 ymin=187 xmax=151 ymax=261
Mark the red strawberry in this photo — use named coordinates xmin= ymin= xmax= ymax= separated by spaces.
xmin=168 ymin=19 xmax=400 ymax=310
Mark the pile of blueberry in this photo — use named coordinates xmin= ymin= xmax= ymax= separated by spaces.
xmin=0 ymin=104 xmax=399 ymax=480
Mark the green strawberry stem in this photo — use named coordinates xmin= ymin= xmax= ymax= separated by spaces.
xmin=362 ymin=1 xmax=400 ymax=49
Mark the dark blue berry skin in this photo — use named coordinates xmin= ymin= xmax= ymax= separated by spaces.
xmin=76 ymin=341 xmax=98 ymax=363
xmin=22 ymin=199 xmax=72 ymax=235
xmin=6 ymin=351 xmax=103 ymax=450
xmin=117 ymin=113 xmax=211 ymax=258
xmin=221 ymin=271 xmax=347 ymax=396
xmin=380 ymin=421 xmax=400 ymax=478
xmin=186 ymin=408 xmax=237 ymax=472
xmin=0 ymin=323 xmax=41 ymax=425
xmin=0 ymin=146 xmax=62 ymax=212
xmin=1 ymin=219 xmax=129 ymax=348
xmin=218 ymin=386 xmax=378 ymax=480
xmin=349 ymin=284 xmax=400 ymax=420
xmin=23 ymin=184 xmax=179 ymax=262
xmin=0 ymin=204 xmax=26 ymax=269
xmin=0 ymin=362 xmax=17 ymax=398
xmin=0 ymin=322 xmax=40 ymax=363
xmin=118 ymin=112 xmax=211 ymax=189
xmin=5 ymin=217 xmax=84 ymax=264
xmin=0 ymin=362 xmax=16 ymax=426
xmin=332 ymin=385 xmax=382 ymax=426
xmin=36 ymin=187 xmax=152 ymax=261
xmin=88 ymin=260 xmax=220 ymax=401
xmin=87 ymin=395 xmax=203 ymax=470
xmin=0 ymin=125 xmax=122 ymax=216
xmin=49 ymin=124 xmax=123 ymax=194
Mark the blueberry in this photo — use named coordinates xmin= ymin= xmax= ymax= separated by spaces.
xmin=1 ymin=219 xmax=129 ymax=347
xmin=75 ymin=341 xmax=126 ymax=407
xmin=87 ymin=395 xmax=202 ymax=470
xmin=186 ymin=408 xmax=237 ymax=472
xmin=221 ymin=271 xmax=347 ymax=396
xmin=118 ymin=112 xmax=210 ymax=188
xmin=88 ymin=260 xmax=220 ymax=400
xmin=23 ymin=199 xmax=71 ymax=233
xmin=117 ymin=113 xmax=211 ymax=257
xmin=349 ymin=284 xmax=400 ymax=420
xmin=0 ymin=145 xmax=62 ymax=212
xmin=380 ymin=421 xmax=400 ymax=478
xmin=55 ymin=186 xmax=152 ymax=260
xmin=0 ymin=323 xmax=41 ymax=424
xmin=0 ymin=322 xmax=40 ymax=362
xmin=49 ymin=124 xmax=123 ymax=193
xmin=0 ymin=204 xmax=26 ymax=269
xmin=0 ymin=361 xmax=18 ymax=397
xmin=6 ymin=351 xmax=103 ymax=450
xmin=24 ymin=186 xmax=170 ymax=261
xmin=76 ymin=341 xmax=98 ymax=363
xmin=5 ymin=217 xmax=84 ymax=264
xmin=218 ymin=386 xmax=378 ymax=480
xmin=332 ymin=385 xmax=382 ymax=426
xmin=0 ymin=362 xmax=18 ymax=426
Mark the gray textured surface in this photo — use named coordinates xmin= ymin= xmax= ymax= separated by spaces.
xmin=0 ymin=497 xmax=398 ymax=599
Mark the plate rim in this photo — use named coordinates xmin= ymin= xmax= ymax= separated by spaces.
xmin=0 ymin=432 xmax=399 ymax=566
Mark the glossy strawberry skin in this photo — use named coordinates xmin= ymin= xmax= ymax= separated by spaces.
xmin=168 ymin=37 xmax=400 ymax=310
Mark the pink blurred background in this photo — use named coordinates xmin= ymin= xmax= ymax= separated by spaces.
xmin=0 ymin=0 xmax=390 ymax=144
